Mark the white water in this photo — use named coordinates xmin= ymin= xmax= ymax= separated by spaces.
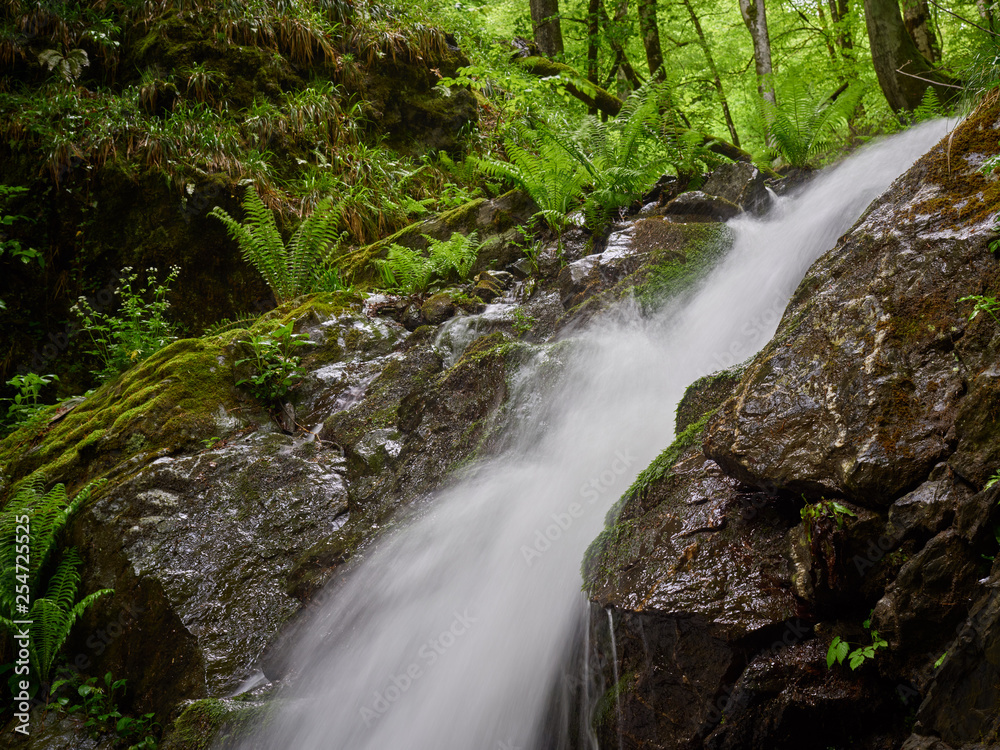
xmin=235 ymin=121 xmax=950 ymax=750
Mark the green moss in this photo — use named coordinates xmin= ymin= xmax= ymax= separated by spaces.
xmin=635 ymin=221 xmax=734 ymax=309
xmin=674 ymin=367 xmax=745 ymax=434
xmin=593 ymin=669 xmax=637 ymax=729
xmin=0 ymin=337 xmax=241 ymax=497
xmin=583 ymin=411 xmax=715 ymax=589
xmin=163 ymin=697 xmax=269 ymax=750
xmin=622 ymin=410 xmax=716 ymax=509
xmin=339 ymin=198 xmax=488 ymax=286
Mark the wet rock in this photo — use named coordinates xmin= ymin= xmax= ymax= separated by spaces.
xmin=663 ymin=191 xmax=742 ymax=222
xmin=473 ymin=270 xmax=514 ymax=302
xmin=704 ymin=105 xmax=1000 ymax=505
xmin=74 ymin=428 xmax=350 ymax=714
xmin=585 ymin=422 xmax=800 ymax=748
xmin=558 ymin=255 xmax=600 ymax=307
xmin=702 ymin=640 xmax=900 ymax=750
xmin=420 ymin=292 xmax=457 ymax=324
xmin=2 ymin=710 xmax=117 ymax=749
xmin=555 ymin=220 xmax=733 ymax=330
xmin=702 ymin=162 xmax=772 ymax=216
xmin=886 ymin=463 xmax=972 ymax=544
xmin=675 ymin=366 xmax=745 ymax=433
xmin=908 ymin=560 xmax=1000 ymax=747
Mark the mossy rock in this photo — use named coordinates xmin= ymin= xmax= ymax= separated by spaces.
xmin=0 ymin=335 xmax=247 ymax=496
xmin=674 ymin=365 xmax=745 ymax=434
xmin=161 ymin=697 xmax=270 ymax=750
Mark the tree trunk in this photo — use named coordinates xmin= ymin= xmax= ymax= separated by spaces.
xmin=587 ymin=0 xmax=601 ymax=115
xmin=975 ymin=0 xmax=995 ymax=33
xmin=600 ymin=1 xmax=644 ymax=91
xmin=681 ymin=0 xmax=740 ymax=146
xmin=530 ymin=0 xmax=564 ymax=57
xmin=738 ymin=0 xmax=776 ymax=106
xmin=901 ymin=0 xmax=940 ymax=62
xmin=637 ymin=0 xmax=665 ymax=81
xmin=816 ymin=1 xmax=839 ymax=64
xmin=863 ymin=0 xmax=958 ymax=112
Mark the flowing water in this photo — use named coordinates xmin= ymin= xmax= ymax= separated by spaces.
xmin=234 ymin=120 xmax=951 ymax=750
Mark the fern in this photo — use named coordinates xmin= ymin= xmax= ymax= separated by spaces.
xmin=210 ymin=188 xmax=348 ymax=304
xmin=0 ymin=479 xmax=112 ymax=682
xmin=756 ymin=81 xmax=868 ymax=168
xmin=479 ymin=82 xmax=712 ymax=231
xmin=375 ymin=232 xmax=481 ymax=294
xmin=476 ymin=125 xmax=588 ymax=230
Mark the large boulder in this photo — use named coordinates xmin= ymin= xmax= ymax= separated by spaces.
xmin=585 ymin=98 xmax=1000 ymax=747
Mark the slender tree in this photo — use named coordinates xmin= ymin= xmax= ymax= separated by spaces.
xmin=587 ymin=0 xmax=601 ymax=115
xmin=739 ymin=0 xmax=777 ymax=106
xmin=975 ymin=0 xmax=995 ymax=33
xmin=863 ymin=0 xmax=958 ymax=111
xmin=530 ymin=0 xmax=564 ymax=57
xmin=680 ymin=0 xmax=740 ymax=145
xmin=637 ymin=0 xmax=665 ymax=80
xmin=901 ymin=0 xmax=940 ymax=62
xmin=827 ymin=0 xmax=856 ymax=65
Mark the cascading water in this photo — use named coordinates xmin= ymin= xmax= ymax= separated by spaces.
xmin=233 ymin=120 xmax=951 ymax=750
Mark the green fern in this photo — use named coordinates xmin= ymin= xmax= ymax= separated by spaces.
xmin=478 ymin=82 xmax=711 ymax=230
xmin=476 ymin=125 xmax=588 ymax=230
xmin=375 ymin=232 xmax=481 ymax=294
xmin=210 ymin=188 xmax=348 ymax=304
xmin=0 ymin=479 xmax=112 ymax=682
xmin=756 ymin=81 xmax=868 ymax=168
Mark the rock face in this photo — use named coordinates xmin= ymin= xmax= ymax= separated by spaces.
xmin=0 ymin=292 xmax=527 ymax=745
xmin=585 ymin=100 xmax=1000 ymax=747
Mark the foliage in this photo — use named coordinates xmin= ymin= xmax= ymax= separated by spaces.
xmin=70 ymin=266 xmax=180 ymax=382
xmin=3 ymin=372 xmax=58 ymax=430
xmin=755 ymin=81 xmax=868 ymax=168
xmin=210 ymin=188 xmax=347 ymax=304
xmin=476 ymin=123 xmax=588 ymax=230
xmin=827 ymin=618 xmax=888 ymax=670
xmin=53 ymin=671 xmax=160 ymax=748
xmin=800 ymin=497 xmax=856 ymax=543
xmin=959 ymin=293 xmax=1000 ymax=324
xmin=0 ymin=479 xmax=112 ymax=683
xmin=555 ymin=81 xmax=708 ymax=227
xmin=511 ymin=307 xmax=536 ymax=336
xmin=235 ymin=320 xmax=311 ymax=405
xmin=38 ymin=47 xmax=90 ymax=84
xmin=375 ymin=231 xmax=482 ymax=294
xmin=0 ymin=184 xmax=43 ymax=311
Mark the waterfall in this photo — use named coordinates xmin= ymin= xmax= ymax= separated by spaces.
xmin=232 ymin=120 xmax=951 ymax=750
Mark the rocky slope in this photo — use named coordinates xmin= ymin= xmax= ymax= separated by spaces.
xmin=584 ymin=97 xmax=1000 ymax=748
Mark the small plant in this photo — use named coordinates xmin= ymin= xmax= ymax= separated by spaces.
xmin=375 ymin=232 xmax=481 ymax=295
xmin=53 ymin=671 xmax=160 ymax=747
xmin=3 ymin=372 xmax=58 ymax=429
xmin=70 ymin=266 xmax=180 ymax=382
xmin=959 ymin=294 xmax=1000 ymax=323
xmin=38 ymin=47 xmax=90 ymax=84
xmin=755 ymin=81 xmax=867 ymax=168
xmin=800 ymin=497 xmax=856 ymax=543
xmin=827 ymin=617 xmax=888 ymax=670
xmin=1 ymin=184 xmax=42 ymax=310
xmin=200 ymin=436 xmax=222 ymax=450
xmin=0 ymin=479 xmax=112 ymax=684
xmin=235 ymin=321 xmax=311 ymax=405
xmin=511 ymin=307 xmax=536 ymax=337
xmin=210 ymin=188 xmax=347 ymax=304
